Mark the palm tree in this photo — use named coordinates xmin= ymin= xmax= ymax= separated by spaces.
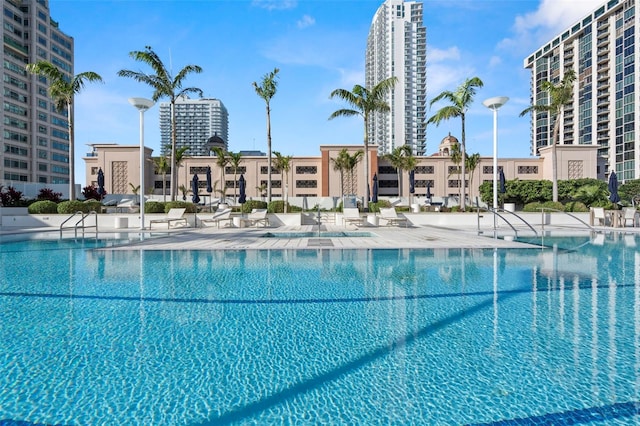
xmin=25 ymin=61 xmax=103 ymax=200
xmin=329 ymin=76 xmax=398 ymax=211
xmin=448 ymin=142 xmax=462 ymax=201
xmin=153 ymin=155 xmax=170 ymax=202
xmin=465 ymin=152 xmax=481 ymax=204
xmin=273 ymin=151 xmax=292 ymax=213
xmin=520 ymin=69 xmax=576 ymax=202
xmin=344 ymin=150 xmax=364 ymax=196
xmin=118 ymin=46 xmax=203 ymax=201
xmin=427 ymin=76 xmax=484 ymax=211
xmin=330 ymin=149 xmax=350 ymax=197
xmin=212 ymin=147 xmax=229 ymax=203
xmin=228 ymin=151 xmax=243 ymax=204
xmin=383 ymin=145 xmax=413 ymax=196
xmin=253 ymin=68 xmax=280 ymax=203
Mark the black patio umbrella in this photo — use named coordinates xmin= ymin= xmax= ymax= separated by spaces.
xmin=609 ymin=171 xmax=620 ymax=204
xmin=426 ymin=181 xmax=432 ymax=200
xmin=206 ymin=166 xmax=212 ymax=193
xmin=238 ymin=174 xmax=247 ymax=204
xmin=191 ymin=174 xmax=200 ymax=204
xmin=371 ymin=173 xmax=379 ymax=203
xmin=409 ymin=170 xmax=415 ymax=194
xmin=499 ymin=169 xmax=506 ymax=194
xmin=97 ymin=168 xmax=105 ymax=199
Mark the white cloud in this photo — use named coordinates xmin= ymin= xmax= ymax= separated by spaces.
xmin=488 ymin=55 xmax=502 ymax=68
xmin=297 ymin=14 xmax=315 ymax=29
xmin=500 ymin=0 xmax=605 ymax=54
xmin=426 ymin=63 xmax=475 ymax=101
xmin=251 ymin=0 xmax=297 ymax=11
xmin=428 ymin=46 xmax=460 ymax=63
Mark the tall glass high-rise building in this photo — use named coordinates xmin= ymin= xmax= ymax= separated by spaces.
xmin=524 ymin=0 xmax=637 ymax=180
xmin=2 ymin=0 xmax=74 ymax=185
xmin=366 ymin=0 xmax=427 ymax=155
xmin=159 ymin=96 xmax=229 ymax=157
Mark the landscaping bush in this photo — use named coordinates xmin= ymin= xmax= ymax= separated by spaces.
xmin=82 ymin=185 xmax=103 ymax=201
xmin=564 ymin=201 xmax=589 ymax=212
xmin=368 ymin=200 xmax=391 ymax=213
xmin=164 ymin=201 xmax=197 ymax=213
xmin=0 ymin=185 xmax=25 ymax=207
xmin=241 ymin=200 xmax=267 ymax=214
xmin=57 ymin=200 xmax=100 ymax=214
xmin=37 ymin=188 xmax=63 ymax=203
xmin=267 ymin=200 xmax=299 ymax=213
xmin=28 ymin=200 xmax=58 ymax=214
xmin=522 ymin=201 xmax=565 ymax=212
xmin=144 ymin=201 xmax=166 ymax=213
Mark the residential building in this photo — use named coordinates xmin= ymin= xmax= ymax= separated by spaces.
xmin=524 ymin=0 xmax=636 ymax=180
xmin=366 ymin=0 xmax=427 ymax=156
xmin=84 ymin=136 xmax=598 ymax=204
xmin=159 ymin=96 xmax=229 ymax=157
xmin=2 ymin=0 xmax=74 ymax=188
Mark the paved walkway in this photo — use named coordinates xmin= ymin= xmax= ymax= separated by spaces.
xmin=103 ymin=224 xmax=540 ymax=251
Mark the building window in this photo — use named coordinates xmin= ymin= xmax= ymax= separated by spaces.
xmin=189 ymin=166 xmax=209 ymax=174
xmin=482 ymin=166 xmax=504 ymax=174
xmin=448 ymin=166 xmax=461 ymax=174
xmin=415 ymin=166 xmax=434 ymax=174
xmin=378 ymin=166 xmax=396 ymax=174
xmin=517 ymin=166 xmax=539 ymax=174
xmin=260 ymin=180 xmax=281 ymax=188
xmin=296 ymin=166 xmax=317 ymax=174
xmin=260 ymin=166 xmax=278 ymax=174
xmin=225 ymin=166 xmax=246 ymax=174
xmin=295 ymin=180 xmax=317 ymax=188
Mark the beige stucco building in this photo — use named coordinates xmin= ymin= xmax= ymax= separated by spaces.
xmin=84 ymin=136 xmax=601 ymax=205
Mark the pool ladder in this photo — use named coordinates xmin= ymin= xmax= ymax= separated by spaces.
xmin=476 ymin=207 xmax=538 ymax=239
xmin=60 ymin=210 xmax=98 ymax=238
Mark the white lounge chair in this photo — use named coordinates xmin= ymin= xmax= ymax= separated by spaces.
xmin=150 ymin=208 xmax=188 ymax=229
xmin=622 ymin=207 xmax=638 ymax=227
xmin=591 ymin=207 xmax=609 ymax=226
xmin=343 ymin=208 xmax=364 ymax=227
xmin=241 ymin=209 xmax=269 ymax=228
xmin=379 ymin=207 xmax=408 ymax=227
xmin=200 ymin=208 xmax=233 ymax=228
xmin=116 ymin=198 xmax=136 ymax=213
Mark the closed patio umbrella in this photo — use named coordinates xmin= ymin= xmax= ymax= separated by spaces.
xmin=499 ymin=169 xmax=506 ymax=194
xmin=97 ymin=168 xmax=105 ymax=200
xmin=426 ymin=181 xmax=432 ymax=200
xmin=409 ymin=170 xmax=415 ymax=194
xmin=371 ymin=173 xmax=378 ymax=204
xmin=192 ymin=174 xmax=200 ymax=204
xmin=609 ymin=171 xmax=620 ymax=204
xmin=238 ymin=174 xmax=246 ymax=205
xmin=206 ymin=166 xmax=212 ymax=193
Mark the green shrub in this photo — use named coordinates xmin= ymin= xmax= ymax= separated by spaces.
xmin=522 ymin=201 xmax=565 ymax=212
xmin=368 ymin=200 xmax=391 ymax=213
xmin=564 ymin=201 xmax=589 ymax=212
xmin=268 ymin=200 xmax=300 ymax=213
xmin=241 ymin=200 xmax=267 ymax=213
xmin=57 ymin=200 xmax=99 ymax=214
xmin=164 ymin=201 xmax=197 ymax=213
xmin=145 ymin=201 xmax=166 ymax=213
xmin=28 ymin=200 xmax=58 ymax=214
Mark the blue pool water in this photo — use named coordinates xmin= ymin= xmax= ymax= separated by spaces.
xmin=1 ymin=232 xmax=640 ymax=424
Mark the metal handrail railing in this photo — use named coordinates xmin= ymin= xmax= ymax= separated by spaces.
xmin=538 ymin=207 xmax=594 ymax=232
xmin=60 ymin=210 xmax=98 ymax=238
xmin=476 ymin=206 xmax=539 ymax=239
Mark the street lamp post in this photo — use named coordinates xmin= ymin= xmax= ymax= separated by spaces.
xmin=129 ymin=97 xmax=155 ymax=230
xmin=482 ymin=96 xmax=509 ymax=211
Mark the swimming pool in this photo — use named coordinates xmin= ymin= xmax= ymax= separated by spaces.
xmin=1 ymin=232 xmax=639 ymax=424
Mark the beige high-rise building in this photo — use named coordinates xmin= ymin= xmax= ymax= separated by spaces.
xmin=524 ymin=0 xmax=637 ymax=180
xmin=2 ymin=0 xmax=74 ymax=187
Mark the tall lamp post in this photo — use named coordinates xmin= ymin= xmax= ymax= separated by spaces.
xmin=482 ymin=96 xmax=509 ymax=211
xmin=129 ymin=97 xmax=155 ymax=230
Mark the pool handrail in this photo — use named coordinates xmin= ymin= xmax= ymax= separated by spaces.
xmin=60 ymin=210 xmax=98 ymax=238
xmin=537 ymin=207 xmax=594 ymax=232
xmin=475 ymin=206 xmax=538 ymax=239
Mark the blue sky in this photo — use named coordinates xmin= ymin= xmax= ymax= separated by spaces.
xmin=48 ymin=0 xmax=604 ymax=184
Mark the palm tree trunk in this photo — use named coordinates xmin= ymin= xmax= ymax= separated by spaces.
xmin=162 ymin=172 xmax=167 ymax=203
xmin=170 ymin=102 xmax=177 ymax=202
xmin=266 ymin=104 xmax=272 ymax=203
xmin=363 ymin=122 xmax=370 ymax=211
xmin=460 ymin=115 xmax=467 ymax=211
xmin=67 ymin=100 xmax=75 ymax=200
xmin=552 ymin=116 xmax=560 ymax=202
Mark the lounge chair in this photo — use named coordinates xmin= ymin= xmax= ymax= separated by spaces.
xmin=590 ymin=207 xmax=609 ymax=226
xmin=622 ymin=207 xmax=639 ymax=227
xmin=200 ymin=208 xmax=233 ymax=228
xmin=343 ymin=208 xmax=364 ymax=227
xmin=379 ymin=207 xmax=408 ymax=227
xmin=241 ymin=209 xmax=269 ymax=228
xmin=116 ymin=198 xmax=135 ymax=213
xmin=150 ymin=208 xmax=188 ymax=229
